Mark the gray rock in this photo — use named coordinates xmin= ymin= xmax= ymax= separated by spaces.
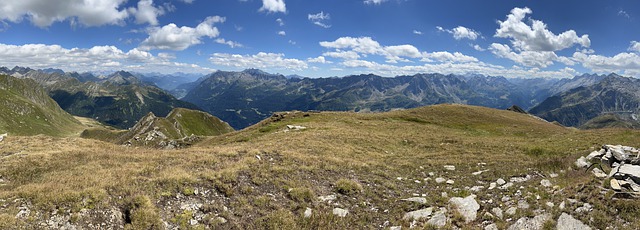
xmin=575 ymin=203 xmax=592 ymax=213
xmin=507 ymin=213 xmax=551 ymax=230
xmin=488 ymin=182 xmax=497 ymax=190
xmin=610 ymin=178 xmax=622 ymax=191
xmin=557 ymin=212 xmax=591 ymax=230
xmin=403 ymin=207 xmax=433 ymax=220
xmin=592 ymin=168 xmax=607 ymax=178
xmin=444 ymin=165 xmax=456 ymax=171
xmin=446 ymin=179 xmax=455 ymax=185
xmin=517 ymin=200 xmax=530 ymax=209
xmin=540 ymin=179 xmax=552 ymax=187
xmin=435 ymin=177 xmax=446 ymax=183
xmin=0 ymin=133 xmax=6 ymax=142
xmin=499 ymin=182 xmax=514 ymax=189
xmin=402 ymin=197 xmax=427 ymax=204
xmin=426 ymin=208 xmax=447 ymax=228
xmin=216 ymin=217 xmax=227 ymax=224
xmin=613 ymin=164 xmax=640 ymax=184
xmin=559 ymin=201 xmax=565 ymax=210
xmin=286 ymin=125 xmax=307 ymax=130
xmin=575 ymin=156 xmax=589 ymax=168
xmin=485 ymin=223 xmax=499 ymax=230
xmin=506 ymin=207 xmax=517 ymax=216
xmin=546 ymin=202 xmax=554 ymax=208
xmin=609 ymin=146 xmax=629 ymax=162
xmin=304 ymin=208 xmax=312 ymax=218
xmin=332 ymin=208 xmax=349 ymax=217
xmin=390 ymin=226 xmax=402 ymax=230
xmin=496 ymin=178 xmax=506 ymax=185
xmin=318 ymin=194 xmax=336 ymax=202
xmin=470 ymin=186 xmax=484 ymax=192
xmin=510 ymin=175 xmax=532 ymax=183
xmin=449 ymin=195 xmax=480 ymax=223
xmin=491 ymin=207 xmax=503 ymax=219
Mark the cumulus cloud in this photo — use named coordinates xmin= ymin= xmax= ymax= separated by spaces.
xmin=323 ymin=50 xmax=361 ymax=60
xmin=259 ymin=0 xmax=286 ymax=13
xmin=339 ymin=57 xmax=574 ymax=78
xmin=364 ymin=0 xmax=389 ymax=5
xmin=277 ymin=31 xmax=286 ymax=36
xmin=215 ymin=38 xmax=243 ymax=48
xmin=139 ymin=16 xmax=225 ymax=51
xmin=308 ymin=11 xmax=331 ymax=28
xmin=437 ymin=26 xmax=481 ymax=40
xmin=489 ymin=43 xmax=558 ymax=68
xmin=0 ymin=43 xmax=212 ymax=73
xmin=307 ymin=56 xmax=331 ymax=64
xmin=413 ymin=30 xmax=423 ymax=35
xmin=422 ymin=51 xmax=478 ymax=63
xmin=472 ymin=44 xmax=485 ymax=51
xmin=276 ymin=18 xmax=284 ymax=26
xmin=572 ymin=51 xmax=640 ymax=75
xmin=0 ymin=0 xmax=131 ymax=27
xmin=495 ymin=7 xmax=590 ymax=52
xmin=629 ymin=41 xmax=640 ymax=53
xmin=210 ymin=52 xmax=307 ymax=70
xmin=131 ymin=0 xmax=165 ymax=26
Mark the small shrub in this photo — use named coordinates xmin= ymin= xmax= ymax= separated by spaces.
xmin=288 ymin=187 xmax=315 ymax=203
xmin=335 ymin=179 xmax=363 ymax=195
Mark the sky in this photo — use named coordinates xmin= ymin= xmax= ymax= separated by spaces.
xmin=0 ymin=0 xmax=640 ymax=78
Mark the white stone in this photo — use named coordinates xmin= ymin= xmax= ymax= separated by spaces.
xmin=402 ymin=197 xmax=427 ymax=204
xmin=592 ymin=168 xmax=607 ymax=178
xmin=435 ymin=177 xmax=446 ymax=183
xmin=333 ymin=208 xmax=349 ymax=217
xmin=540 ymin=179 xmax=552 ymax=187
xmin=488 ymin=182 xmax=497 ymax=190
xmin=444 ymin=165 xmax=456 ymax=171
xmin=426 ymin=208 xmax=447 ymax=228
xmin=557 ymin=212 xmax=591 ymax=230
xmin=546 ymin=202 xmax=554 ymax=208
xmin=318 ymin=194 xmax=336 ymax=202
xmin=470 ymin=186 xmax=484 ymax=192
xmin=506 ymin=207 xmax=517 ymax=216
xmin=485 ymin=223 xmax=499 ymax=230
xmin=403 ymin=207 xmax=433 ymax=220
xmin=390 ymin=226 xmax=402 ymax=230
xmin=492 ymin=207 xmax=503 ymax=219
xmin=559 ymin=201 xmax=565 ymax=210
xmin=446 ymin=180 xmax=455 ymax=185
xmin=304 ymin=208 xmax=312 ymax=218
xmin=549 ymin=173 xmax=559 ymax=178
xmin=507 ymin=213 xmax=551 ymax=230
xmin=449 ymin=195 xmax=480 ymax=223
xmin=610 ymin=178 xmax=622 ymax=191
xmin=575 ymin=156 xmax=589 ymax=168
xmin=286 ymin=125 xmax=307 ymax=130
xmin=496 ymin=178 xmax=506 ymax=185
xmin=517 ymin=200 xmax=530 ymax=209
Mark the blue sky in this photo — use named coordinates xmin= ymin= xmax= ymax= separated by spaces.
xmin=0 ymin=0 xmax=639 ymax=78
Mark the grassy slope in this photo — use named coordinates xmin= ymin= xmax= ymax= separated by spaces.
xmin=1 ymin=104 xmax=639 ymax=229
xmin=0 ymin=75 xmax=84 ymax=136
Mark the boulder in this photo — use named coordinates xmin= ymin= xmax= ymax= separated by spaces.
xmin=491 ymin=207 xmax=503 ymax=219
xmin=304 ymin=208 xmax=312 ymax=218
xmin=403 ymin=207 xmax=433 ymax=220
xmin=496 ymin=178 xmax=506 ymax=185
xmin=507 ymin=213 xmax=551 ymax=230
xmin=485 ymin=223 xmax=499 ymax=230
xmin=426 ymin=208 xmax=447 ymax=228
xmin=608 ymin=145 xmax=629 ymax=162
xmin=613 ymin=164 xmax=640 ymax=184
xmin=610 ymin=178 xmax=622 ymax=191
xmin=449 ymin=195 xmax=480 ymax=223
xmin=557 ymin=213 xmax=591 ymax=230
xmin=540 ymin=179 xmax=552 ymax=187
xmin=575 ymin=156 xmax=589 ymax=168
xmin=586 ymin=150 xmax=605 ymax=160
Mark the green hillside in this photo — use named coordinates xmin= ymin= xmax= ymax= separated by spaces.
xmin=0 ymin=75 xmax=83 ymax=136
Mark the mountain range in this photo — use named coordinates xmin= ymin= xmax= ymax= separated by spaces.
xmin=180 ymin=69 xmax=610 ymax=129
xmin=0 ymin=67 xmax=199 ymax=129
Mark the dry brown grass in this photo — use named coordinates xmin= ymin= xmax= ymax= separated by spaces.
xmin=1 ymin=104 xmax=639 ymax=228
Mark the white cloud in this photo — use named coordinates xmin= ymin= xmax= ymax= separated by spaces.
xmin=277 ymin=30 xmax=286 ymax=36
xmin=572 ymin=51 xmax=640 ymax=75
xmin=210 ymin=52 xmax=307 ymax=70
xmin=489 ymin=43 xmax=558 ymax=68
xmin=438 ymin=26 xmax=480 ymax=40
xmin=139 ymin=16 xmax=225 ymax=51
xmin=259 ymin=0 xmax=286 ymax=13
xmin=364 ymin=0 xmax=389 ymax=5
xmin=307 ymin=56 xmax=331 ymax=64
xmin=413 ymin=30 xmax=423 ymax=35
xmin=0 ymin=0 xmax=131 ymax=27
xmin=308 ymin=11 xmax=331 ymax=28
xmin=323 ymin=50 xmax=361 ymax=60
xmin=495 ymin=7 xmax=590 ymax=52
xmin=181 ymin=0 xmax=194 ymax=3
xmin=629 ymin=41 xmax=640 ymax=53
xmin=320 ymin=37 xmax=470 ymax=63
xmin=157 ymin=52 xmax=175 ymax=60
xmin=215 ymin=38 xmax=243 ymax=48
xmin=132 ymin=0 xmax=165 ymax=26
xmin=472 ymin=44 xmax=485 ymax=51
xmin=0 ymin=43 xmax=212 ymax=73
xmin=422 ymin=51 xmax=478 ymax=63
xmin=276 ymin=18 xmax=284 ymax=26
xmin=619 ymin=10 xmax=630 ymax=19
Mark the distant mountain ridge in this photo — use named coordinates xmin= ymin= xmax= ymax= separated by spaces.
xmin=530 ymin=73 xmax=640 ymax=128
xmin=0 ymin=66 xmax=199 ymax=129
xmin=181 ymin=69 xmax=605 ymax=129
